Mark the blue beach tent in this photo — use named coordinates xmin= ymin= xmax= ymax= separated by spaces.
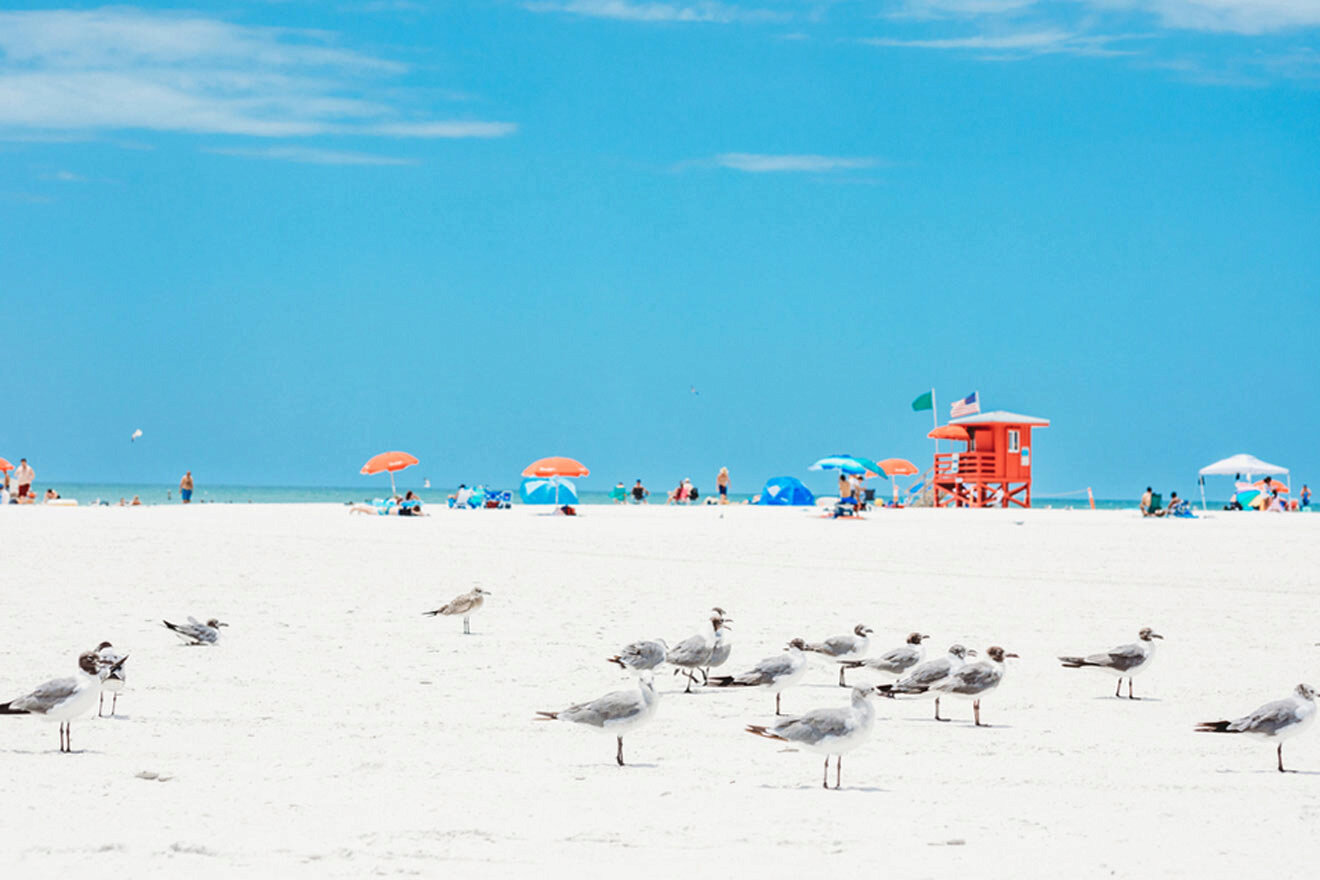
xmin=756 ymin=476 xmax=815 ymax=506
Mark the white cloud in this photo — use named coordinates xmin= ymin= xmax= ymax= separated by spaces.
xmin=0 ymin=8 xmax=517 ymax=140
xmin=523 ymin=0 xmax=785 ymax=23
xmin=862 ymin=30 xmax=1141 ymax=56
xmin=711 ymin=153 xmax=879 ymax=172
xmin=1092 ymin=0 xmax=1320 ymax=34
xmin=205 ymin=146 xmax=418 ymax=165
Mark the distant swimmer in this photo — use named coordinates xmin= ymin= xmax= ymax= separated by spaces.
xmin=424 ymin=587 xmax=489 ymax=634
xmin=1059 ymin=627 xmax=1163 ymax=699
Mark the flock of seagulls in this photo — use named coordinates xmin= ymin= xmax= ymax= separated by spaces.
xmin=0 ymin=616 xmax=223 ymax=752
xmin=2 ymin=592 xmax=1313 ymax=781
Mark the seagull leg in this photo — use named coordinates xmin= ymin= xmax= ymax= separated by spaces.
xmin=835 ymin=755 xmax=842 ymax=790
xmin=1278 ymin=744 xmax=1285 ymax=773
xmin=822 ymin=756 xmax=829 ymax=789
xmin=935 ymin=697 xmax=949 ymax=722
xmin=684 ymin=672 xmax=693 ymax=694
xmin=112 ymin=693 xmax=119 ymax=716
xmin=838 ymin=666 xmax=847 ymax=687
xmin=463 ymin=616 xmax=470 ymax=635
xmin=98 ymin=693 xmax=105 ymax=717
xmin=974 ymin=700 xmax=982 ymax=727
xmin=1128 ymin=679 xmax=1138 ymax=700
xmin=775 ymin=693 xmax=782 ymax=716
xmin=617 ymin=736 xmax=625 ymax=767
xmin=1115 ymin=678 xmax=1122 ymax=698
xmin=701 ymin=668 xmax=709 ymax=685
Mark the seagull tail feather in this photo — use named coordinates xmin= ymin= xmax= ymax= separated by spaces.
xmin=1195 ymin=720 xmax=1233 ymax=733
xmin=745 ymin=724 xmax=785 ymax=741
xmin=1058 ymin=656 xmax=1096 ymax=668
xmin=535 ymin=711 xmax=560 ymax=722
xmin=0 ymin=701 xmax=30 ymax=715
xmin=606 ymin=656 xmax=627 ymax=669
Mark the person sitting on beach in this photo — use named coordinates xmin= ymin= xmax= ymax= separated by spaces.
xmin=16 ymin=490 xmax=36 ymax=505
xmin=689 ymin=484 xmax=699 ymax=503
xmin=43 ymin=488 xmax=60 ymax=501
xmin=1266 ymin=491 xmax=1287 ymax=512
xmin=610 ymin=482 xmax=628 ymax=504
xmin=398 ymin=490 xmax=424 ymax=516
xmin=1165 ymin=493 xmax=1191 ymax=517
xmin=631 ymin=479 xmax=649 ymax=504
xmin=1140 ymin=486 xmax=1154 ymax=516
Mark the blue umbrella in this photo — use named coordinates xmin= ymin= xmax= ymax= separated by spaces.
xmin=520 ymin=476 xmax=579 ymax=505
xmin=756 ymin=476 xmax=815 ymax=506
xmin=808 ymin=455 xmax=887 ymax=478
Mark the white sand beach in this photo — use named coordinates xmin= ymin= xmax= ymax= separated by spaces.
xmin=1 ymin=503 xmax=1317 ymax=877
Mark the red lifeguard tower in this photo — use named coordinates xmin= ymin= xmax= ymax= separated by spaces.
xmin=932 ymin=410 xmax=1050 ymax=508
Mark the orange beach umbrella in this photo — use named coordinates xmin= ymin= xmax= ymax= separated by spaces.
xmin=361 ymin=450 xmax=419 ymax=496
xmin=927 ymin=425 xmax=969 ymax=441
xmin=0 ymin=457 xmax=12 ymax=473
xmin=522 ymin=456 xmax=589 ymax=478
xmin=878 ymin=458 xmax=919 ymax=476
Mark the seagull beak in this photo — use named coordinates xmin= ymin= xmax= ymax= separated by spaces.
xmin=921 ymin=634 xmax=931 ymax=641
xmin=1006 ymin=652 xmax=1020 ymax=659
xmin=218 ymin=622 xmax=229 ymax=627
xmin=1151 ymin=633 xmax=1164 ymax=640
xmin=966 ymin=649 xmax=979 ymax=657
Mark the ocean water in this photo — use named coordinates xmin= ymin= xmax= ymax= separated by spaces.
xmin=31 ymin=482 xmax=1187 ymax=511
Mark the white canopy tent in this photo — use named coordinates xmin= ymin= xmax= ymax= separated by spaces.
xmin=1197 ymin=453 xmax=1290 ymax=510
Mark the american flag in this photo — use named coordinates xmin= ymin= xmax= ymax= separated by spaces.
xmin=951 ymin=391 xmax=980 ymax=418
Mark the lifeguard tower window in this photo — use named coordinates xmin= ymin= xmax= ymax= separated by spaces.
xmin=1007 ymin=430 xmax=1020 ymax=453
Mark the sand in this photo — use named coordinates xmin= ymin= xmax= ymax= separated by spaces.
xmin=1 ymin=502 xmax=1317 ymax=877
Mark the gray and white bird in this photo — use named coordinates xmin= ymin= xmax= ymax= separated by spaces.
xmin=840 ymin=632 xmax=929 ymax=680
xmin=799 ymin=624 xmax=873 ymax=686
xmin=746 ymin=685 xmax=883 ymax=789
xmin=706 ymin=639 xmax=809 ymax=715
xmin=667 ymin=614 xmax=727 ymax=692
xmin=1197 ymin=683 xmax=1318 ymax=772
xmin=0 ymin=651 xmax=104 ymax=752
xmin=926 ymin=645 xmax=1017 ymax=726
xmin=878 ymin=643 xmax=975 ymax=721
xmin=424 ymin=587 xmax=490 ymax=634
xmin=163 ymin=616 xmax=228 ymax=645
xmin=94 ymin=641 xmax=127 ymax=717
xmin=608 ymin=639 xmax=668 ymax=673
xmin=536 ymin=674 xmax=659 ymax=766
xmin=705 ymin=607 xmax=733 ymax=680
xmin=1059 ymin=627 xmax=1163 ymax=699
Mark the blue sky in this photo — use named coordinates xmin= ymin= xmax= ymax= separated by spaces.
xmin=1 ymin=0 xmax=1317 ymax=498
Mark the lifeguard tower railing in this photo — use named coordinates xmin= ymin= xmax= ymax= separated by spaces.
xmin=933 ymin=452 xmax=999 ymax=479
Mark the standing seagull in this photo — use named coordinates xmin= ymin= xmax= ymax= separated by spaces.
xmin=163 ymin=617 xmax=228 ymax=645
xmin=705 ymin=607 xmax=733 ymax=680
xmin=667 ymin=614 xmax=725 ymax=692
xmin=536 ymin=675 xmax=659 ymax=766
xmin=423 ymin=587 xmax=490 ymax=634
xmin=926 ymin=646 xmax=1018 ymax=726
xmin=1059 ymin=627 xmax=1163 ymax=699
xmin=841 ymin=632 xmax=929 ymax=680
xmin=0 ymin=651 xmax=103 ymax=752
xmin=608 ymin=639 xmax=668 ymax=673
xmin=746 ymin=685 xmax=883 ymax=789
xmin=798 ymin=624 xmax=873 ymax=686
xmin=878 ymin=644 xmax=974 ymax=721
xmin=1197 ymin=683 xmax=1318 ymax=772
xmin=94 ymin=642 xmax=128 ymax=717
xmin=706 ymin=639 xmax=808 ymax=715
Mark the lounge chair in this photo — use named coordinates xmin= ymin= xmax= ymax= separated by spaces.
xmin=1144 ymin=493 xmax=1162 ymax=517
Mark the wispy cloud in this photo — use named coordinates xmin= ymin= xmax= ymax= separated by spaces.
xmin=862 ymin=30 xmax=1142 ymax=57
xmin=205 ymin=146 xmax=418 ymax=165
xmin=523 ymin=0 xmax=785 ymax=23
xmin=1103 ymin=0 xmax=1320 ymax=35
xmin=706 ymin=153 xmax=880 ymax=172
xmin=0 ymin=9 xmax=516 ymax=141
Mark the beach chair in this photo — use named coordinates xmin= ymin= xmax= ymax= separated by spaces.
xmin=1145 ymin=493 xmax=1162 ymax=517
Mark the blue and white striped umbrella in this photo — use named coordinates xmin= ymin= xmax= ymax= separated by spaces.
xmin=520 ymin=476 xmax=579 ymax=505
xmin=808 ymin=455 xmax=887 ymax=478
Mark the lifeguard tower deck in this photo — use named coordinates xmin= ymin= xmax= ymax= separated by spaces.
xmin=932 ymin=410 xmax=1050 ymax=509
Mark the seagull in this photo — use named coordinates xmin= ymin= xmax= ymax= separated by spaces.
xmin=706 ymin=639 xmax=808 ymax=715
xmin=0 ymin=651 xmax=104 ymax=752
xmin=608 ymin=639 xmax=669 ymax=673
xmin=798 ymin=624 xmax=873 ymax=686
xmin=878 ymin=644 xmax=974 ymax=721
xmin=423 ymin=587 xmax=490 ymax=635
xmin=922 ymin=646 xmax=1017 ymax=726
xmin=94 ymin=642 xmax=127 ymax=717
xmin=163 ymin=616 xmax=228 ymax=645
xmin=1059 ymin=627 xmax=1163 ymax=699
xmin=130 ymin=428 xmax=143 ymax=442
xmin=840 ymin=632 xmax=929 ymax=681
xmin=667 ymin=614 xmax=726 ymax=693
xmin=1197 ymin=684 xmax=1318 ymax=772
xmin=705 ymin=607 xmax=733 ymax=680
xmin=746 ymin=685 xmax=883 ymax=789
xmin=536 ymin=674 xmax=659 ymax=766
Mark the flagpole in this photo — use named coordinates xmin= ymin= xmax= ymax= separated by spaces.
xmin=931 ymin=388 xmax=938 ymax=456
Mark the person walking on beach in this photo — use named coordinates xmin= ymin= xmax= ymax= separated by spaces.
xmin=180 ymin=471 xmax=194 ymax=504
xmin=1301 ymin=484 xmax=1311 ymax=509
xmin=717 ymin=467 xmax=730 ymax=504
xmin=13 ymin=458 xmax=34 ymax=498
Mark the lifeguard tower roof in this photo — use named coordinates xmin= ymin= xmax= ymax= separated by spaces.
xmin=950 ymin=410 xmax=1050 ymax=427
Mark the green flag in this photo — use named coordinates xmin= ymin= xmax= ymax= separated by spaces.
xmin=911 ymin=391 xmax=933 ymax=412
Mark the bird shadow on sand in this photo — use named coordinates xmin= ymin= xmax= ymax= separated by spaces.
xmin=570 ymin=762 xmax=659 ymax=770
xmin=1090 ymin=696 xmax=1163 ymax=702
xmin=1216 ymin=768 xmax=1320 ymax=777
xmin=756 ymin=783 xmax=890 ymax=793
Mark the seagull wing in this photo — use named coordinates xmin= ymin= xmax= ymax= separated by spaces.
xmin=1230 ymin=699 xmax=1302 ymax=736
xmin=1090 ymin=642 xmax=1147 ymax=672
xmin=11 ymin=676 xmax=79 ymax=713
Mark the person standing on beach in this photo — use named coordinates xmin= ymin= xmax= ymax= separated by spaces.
xmin=180 ymin=471 xmax=194 ymax=503
xmin=717 ymin=467 xmax=730 ymax=504
xmin=1140 ymin=486 xmax=1153 ymax=516
xmin=13 ymin=458 xmax=34 ymax=498
xmin=1301 ymin=484 xmax=1311 ymax=509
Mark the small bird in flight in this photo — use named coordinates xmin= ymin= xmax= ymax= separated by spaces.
xmin=130 ymin=428 xmax=143 ymax=442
